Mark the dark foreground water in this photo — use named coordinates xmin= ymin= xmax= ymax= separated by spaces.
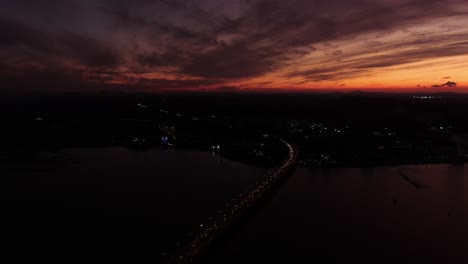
xmin=207 ymin=165 xmax=468 ymax=263
xmin=0 ymin=147 xmax=265 ymax=261
xmin=2 ymin=149 xmax=468 ymax=263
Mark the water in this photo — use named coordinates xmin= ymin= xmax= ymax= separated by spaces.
xmin=0 ymin=147 xmax=265 ymax=261
xmin=3 ymin=149 xmax=468 ymax=262
xmin=208 ymin=164 xmax=468 ymax=263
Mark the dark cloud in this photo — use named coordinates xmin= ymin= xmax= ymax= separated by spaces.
xmin=215 ymin=86 xmax=240 ymax=92
xmin=99 ymin=5 xmax=212 ymax=43
xmin=0 ymin=63 xmax=92 ymax=93
xmin=0 ymin=17 xmax=119 ymax=68
xmin=182 ymin=41 xmax=283 ymax=79
xmin=0 ymin=17 xmax=51 ymax=52
xmin=135 ymin=47 xmax=188 ymax=68
xmin=0 ymin=0 xmax=467 ymax=92
xmin=134 ymin=78 xmax=221 ymax=90
xmin=444 ymin=81 xmax=458 ymax=87
xmin=432 ymin=81 xmax=458 ymax=88
xmin=58 ymin=33 xmax=119 ymax=67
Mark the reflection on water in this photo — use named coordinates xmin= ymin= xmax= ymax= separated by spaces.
xmin=208 ymin=164 xmax=468 ymax=263
xmin=0 ymin=147 xmax=265 ymax=260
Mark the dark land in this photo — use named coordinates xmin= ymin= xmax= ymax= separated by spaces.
xmin=3 ymin=92 xmax=468 ymax=167
xmin=2 ymin=92 xmax=468 ymax=262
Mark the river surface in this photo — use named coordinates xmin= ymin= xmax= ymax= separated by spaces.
xmin=2 ymin=149 xmax=468 ymax=263
xmin=0 ymin=147 xmax=266 ymax=261
xmin=207 ymin=165 xmax=468 ymax=263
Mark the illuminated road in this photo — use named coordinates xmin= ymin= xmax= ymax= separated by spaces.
xmin=165 ymin=138 xmax=299 ymax=264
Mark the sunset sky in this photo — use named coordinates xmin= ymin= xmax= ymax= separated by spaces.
xmin=2 ymin=0 xmax=468 ymax=93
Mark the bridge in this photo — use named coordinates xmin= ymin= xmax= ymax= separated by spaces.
xmin=165 ymin=137 xmax=299 ymax=264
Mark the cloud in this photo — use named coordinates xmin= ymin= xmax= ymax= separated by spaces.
xmin=181 ymin=41 xmax=284 ymax=79
xmin=1 ymin=0 xmax=468 ymax=92
xmin=215 ymin=85 xmax=240 ymax=92
xmin=432 ymin=81 xmax=458 ymax=88
xmin=0 ymin=17 xmax=49 ymax=52
xmin=444 ymin=81 xmax=458 ymax=87
xmin=0 ymin=63 xmax=92 ymax=93
xmin=0 ymin=17 xmax=119 ymax=68
xmin=284 ymin=37 xmax=468 ymax=82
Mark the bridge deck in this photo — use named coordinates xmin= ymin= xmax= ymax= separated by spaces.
xmin=166 ymin=139 xmax=299 ymax=264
